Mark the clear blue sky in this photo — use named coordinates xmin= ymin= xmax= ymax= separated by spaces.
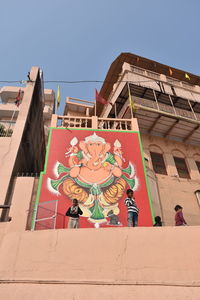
xmin=0 ymin=0 xmax=199 ymax=114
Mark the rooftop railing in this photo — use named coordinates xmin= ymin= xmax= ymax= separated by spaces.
xmin=98 ymin=117 xmax=132 ymax=130
xmin=130 ymin=64 xmax=198 ymax=93
xmin=55 ymin=116 xmax=134 ymax=131
xmin=59 ymin=115 xmax=92 ymax=128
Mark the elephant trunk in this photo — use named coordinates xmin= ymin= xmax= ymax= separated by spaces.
xmin=87 ymin=154 xmax=101 ymax=170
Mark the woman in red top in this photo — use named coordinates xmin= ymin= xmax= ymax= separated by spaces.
xmin=174 ymin=205 xmax=187 ymax=226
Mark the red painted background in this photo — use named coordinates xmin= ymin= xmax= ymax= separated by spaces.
xmin=35 ymin=128 xmax=153 ymax=229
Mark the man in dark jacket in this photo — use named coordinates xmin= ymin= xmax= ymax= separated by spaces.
xmin=66 ymin=199 xmax=83 ymax=228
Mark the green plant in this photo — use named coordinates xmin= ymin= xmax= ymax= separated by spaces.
xmin=0 ymin=124 xmax=6 ymax=137
xmin=0 ymin=124 xmax=13 ymax=137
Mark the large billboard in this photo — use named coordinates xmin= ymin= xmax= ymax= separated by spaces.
xmin=32 ymin=128 xmax=153 ymax=230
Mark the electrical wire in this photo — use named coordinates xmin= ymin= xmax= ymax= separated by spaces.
xmin=0 ymin=79 xmax=160 ymax=85
xmin=0 ymin=81 xmax=23 ymax=83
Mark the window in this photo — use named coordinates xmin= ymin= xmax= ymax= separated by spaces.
xmin=173 ymin=157 xmax=190 ymax=179
xmin=150 ymin=152 xmax=167 ymax=175
xmin=195 ymin=161 xmax=200 ymax=173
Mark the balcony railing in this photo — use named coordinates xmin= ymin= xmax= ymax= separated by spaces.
xmin=134 ymin=97 xmax=200 ymax=122
xmin=130 ymin=65 xmax=146 ymax=75
xmin=98 ymin=118 xmax=132 ymax=130
xmin=34 ymin=201 xmax=66 ymax=230
xmin=130 ymin=64 xmax=197 ymax=94
xmin=55 ymin=116 xmax=134 ymax=131
xmin=166 ymin=76 xmax=182 ymax=87
xmin=59 ymin=116 xmax=92 ymax=128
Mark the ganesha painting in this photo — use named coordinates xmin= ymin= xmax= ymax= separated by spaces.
xmin=47 ymin=132 xmax=139 ymax=227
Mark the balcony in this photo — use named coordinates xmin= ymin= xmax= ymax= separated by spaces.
xmin=134 ymin=96 xmax=200 ymax=121
xmin=0 ymin=102 xmax=20 ymax=111
xmin=130 ymin=64 xmax=198 ymax=94
xmin=52 ymin=115 xmax=134 ymax=131
xmin=109 ymin=83 xmax=200 ymax=146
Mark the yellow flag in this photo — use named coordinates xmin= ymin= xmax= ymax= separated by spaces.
xmin=185 ymin=73 xmax=190 ymax=80
xmin=56 ymin=85 xmax=60 ymax=108
xmin=128 ymin=86 xmax=137 ymax=112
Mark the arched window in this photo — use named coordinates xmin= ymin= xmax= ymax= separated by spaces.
xmin=172 ymin=150 xmax=190 ymax=179
xmin=149 ymin=145 xmax=167 ymax=175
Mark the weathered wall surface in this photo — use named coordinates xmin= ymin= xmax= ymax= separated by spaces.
xmin=1 ymin=284 xmax=200 ymax=300
xmin=1 ymin=225 xmax=200 ymax=283
xmin=0 ymin=175 xmax=200 ymax=299
xmin=0 ymin=225 xmax=200 ymax=299
xmin=0 ymin=137 xmax=11 ymax=161
xmin=141 ymin=134 xmax=200 ymax=225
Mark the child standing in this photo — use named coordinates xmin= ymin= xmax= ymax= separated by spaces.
xmin=174 ymin=205 xmax=187 ymax=226
xmin=66 ymin=199 xmax=83 ymax=229
xmin=153 ymin=216 xmax=162 ymax=226
xmin=125 ymin=189 xmax=139 ymax=227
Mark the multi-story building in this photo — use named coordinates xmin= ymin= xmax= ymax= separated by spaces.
xmin=97 ymin=52 xmax=200 ymax=226
xmin=0 ymin=57 xmax=200 ymax=299
xmin=0 ymin=67 xmax=54 ymax=221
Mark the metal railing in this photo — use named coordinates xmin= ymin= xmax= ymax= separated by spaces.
xmin=34 ymin=201 xmax=66 ymax=230
xmin=16 ymin=172 xmax=39 ymax=177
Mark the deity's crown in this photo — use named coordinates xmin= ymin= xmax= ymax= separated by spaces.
xmin=84 ymin=132 xmax=105 ymax=144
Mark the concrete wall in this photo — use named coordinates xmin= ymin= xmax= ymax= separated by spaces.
xmin=0 ymin=178 xmax=200 ymax=298
xmin=0 ymin=67 xmax=40 ymax=207
xmin=142 ymin=134 xmax=200 ymax=225
xmin=1 ymin=225 xmax=200 ymax=284
xmin=0 ymin=137 xmax=11 ymax=161
xmin=1 ymin=284 xmax=200 ymax=300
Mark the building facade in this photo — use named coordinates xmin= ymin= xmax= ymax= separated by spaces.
xmin=0 ymin=67 xmax=54 ymax=222
xmin=98 ymin=53 xmax=200 ymax=226
xmin=0 ymin=57 xmax=200 ymax=299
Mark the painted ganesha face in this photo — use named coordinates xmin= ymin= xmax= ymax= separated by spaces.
xmin=80 ymin=140 xmax=110 ymax=158
xmin=48 ymin=132 xmax=138 ymax=227
xmin=78 ymin=139 xmax=111 ymax=174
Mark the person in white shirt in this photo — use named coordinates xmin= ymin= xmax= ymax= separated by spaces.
xmin=124 ymin=189 xmax=139 ymax=227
